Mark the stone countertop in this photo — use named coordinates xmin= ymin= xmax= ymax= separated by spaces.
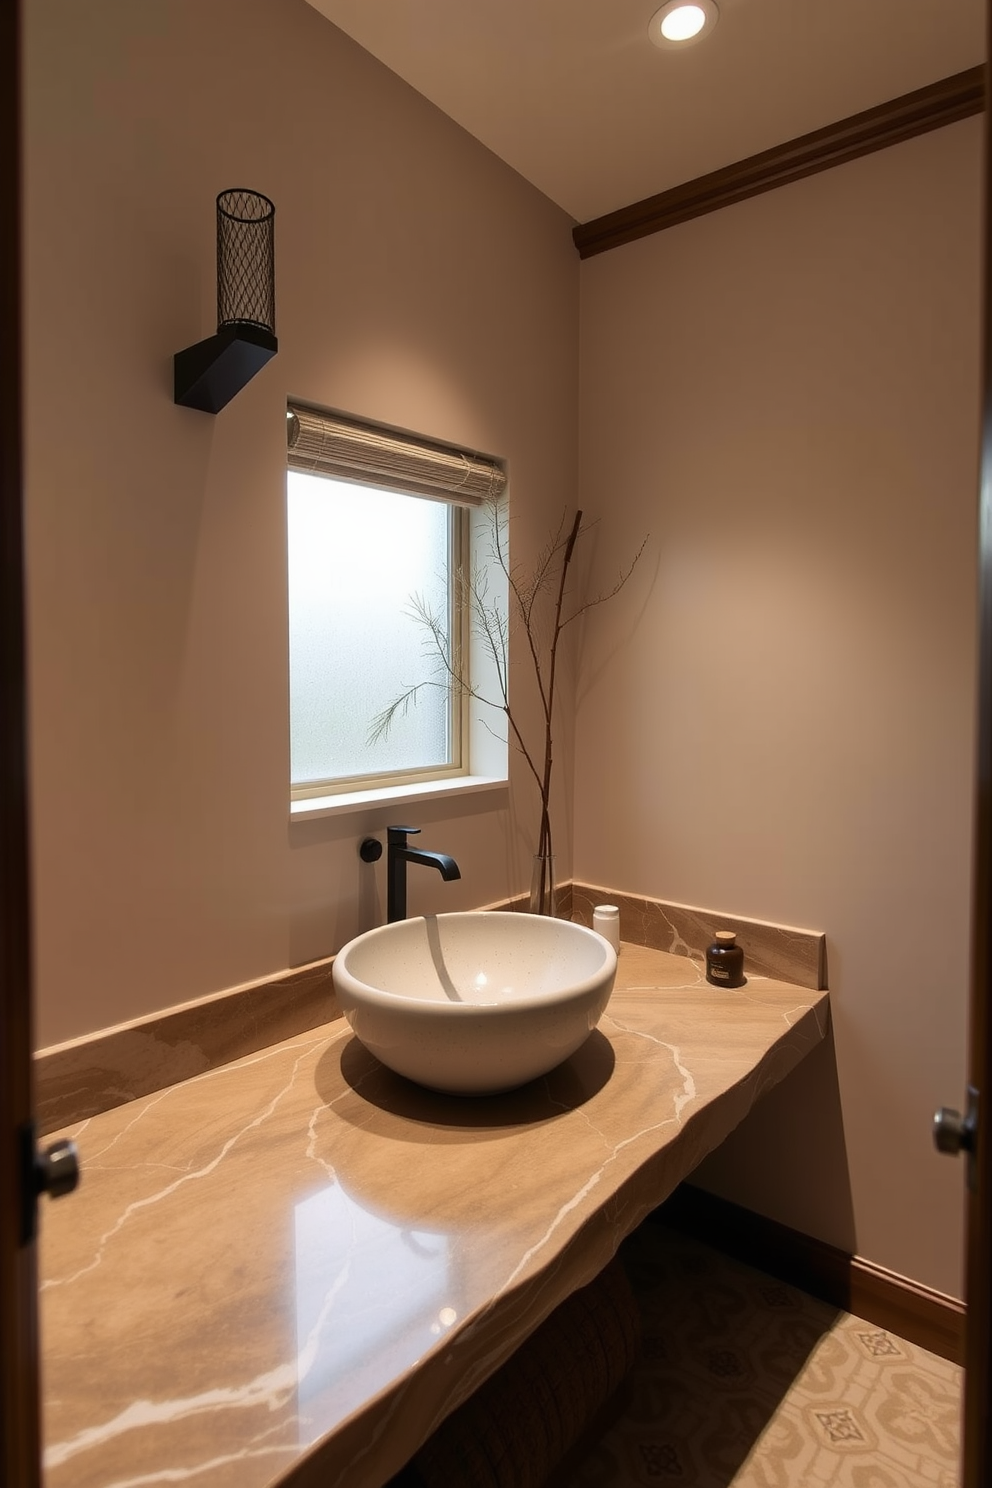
xmin=40 ymin=946 xmax=830 ymax=1488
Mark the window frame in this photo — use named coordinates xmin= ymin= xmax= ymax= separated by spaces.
xmin=285 ymin=403 xmax=509 ymax=818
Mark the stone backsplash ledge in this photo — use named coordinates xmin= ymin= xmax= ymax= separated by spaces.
xmin=35 ymin=884 xmax=825 ymax=1135
xmin=571 ymin=884 xmax=825 ymax=992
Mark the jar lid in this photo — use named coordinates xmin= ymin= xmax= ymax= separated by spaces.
xmin=714 ymin=930 xmax=737 ymax=942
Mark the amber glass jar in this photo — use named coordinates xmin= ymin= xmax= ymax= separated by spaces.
xmin=705 ymin=930 xmax=745 ymax=988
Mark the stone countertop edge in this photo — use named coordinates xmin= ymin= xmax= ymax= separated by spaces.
xmin=39 ymin=946 xmax=830 ymax=1488
xmin=34 ymin=891 xmax=825 ymax=1137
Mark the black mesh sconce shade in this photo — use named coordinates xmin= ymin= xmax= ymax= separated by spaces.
xmin=174 ymin=189 xmax=278 ymax=414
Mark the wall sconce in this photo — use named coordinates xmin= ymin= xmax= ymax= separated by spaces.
xmin=174 ymin=189 xmax=277 ymax=414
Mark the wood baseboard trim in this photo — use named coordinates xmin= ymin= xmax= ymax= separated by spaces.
xmin=656 ymin=1183 xmax=965 ymax=1366
xmin=846 ymin=1255 xmax=966 ymax=1368
xmin=574 ymin=66 xmax=985 ymax=259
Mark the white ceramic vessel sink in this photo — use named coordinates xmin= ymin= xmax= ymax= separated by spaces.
xmin=332 ymin=912 xmax=618 ymax=1095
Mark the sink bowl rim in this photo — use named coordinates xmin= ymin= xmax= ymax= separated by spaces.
xmin=333 ymin=911 xmax=617 ymax=1014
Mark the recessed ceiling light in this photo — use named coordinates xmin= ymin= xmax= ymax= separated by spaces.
xmin=648 ymin=0 xmax=719 ymax=49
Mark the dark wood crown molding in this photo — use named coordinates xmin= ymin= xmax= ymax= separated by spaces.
xmin=574 ymin=65 xmax=985 ymax=259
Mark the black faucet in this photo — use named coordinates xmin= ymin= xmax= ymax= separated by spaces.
xmin=360 ymin=826 xmax=460 ymax=923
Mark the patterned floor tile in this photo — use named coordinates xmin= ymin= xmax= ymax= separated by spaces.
xmin=565 ymin=1224 xmax=962 ymax=1488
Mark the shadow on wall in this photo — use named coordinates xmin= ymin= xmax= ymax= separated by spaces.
xmin=689 ymin=1030 xmax=856 ymax=1255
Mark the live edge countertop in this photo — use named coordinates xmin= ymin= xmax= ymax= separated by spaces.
xmin=40 ymin=946 xmax=829 ymax=1488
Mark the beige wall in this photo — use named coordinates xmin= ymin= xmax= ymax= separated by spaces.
xmin=24 ymin=0 xmax=981 ymax=1298
xmin=23 ymin=0 xmax=579 ymax=1047
xmin=575 ymin=120 xmax=982 ymax=1297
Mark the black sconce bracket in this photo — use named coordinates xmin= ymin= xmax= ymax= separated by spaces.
xmin=174 ymin=188 xmax=277 ymax=415
xmin=174 ymin=324 xmax=278 ymax=414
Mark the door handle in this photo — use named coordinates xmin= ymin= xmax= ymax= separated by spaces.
xmin=36 ymin=1137 xmax=80 ymax=1200
xmin=933 ymin=1085 xmax=979 ymax=1191
xmin=19 ymin=1124 xmax=81 ymax=1243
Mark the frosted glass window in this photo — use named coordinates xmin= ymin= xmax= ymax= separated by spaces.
xmin=288 ymin=471 xmax=456 ymax=789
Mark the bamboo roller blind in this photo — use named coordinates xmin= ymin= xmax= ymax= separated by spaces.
xmin=287 ymin=403 xmax=506 ymax=507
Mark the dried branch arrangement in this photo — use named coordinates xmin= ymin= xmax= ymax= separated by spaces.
xmin=371 ymin=502 xmax=646 ymax=913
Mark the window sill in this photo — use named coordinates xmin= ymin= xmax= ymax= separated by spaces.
xmin=290 ymin=774 xmax=508 ymax=821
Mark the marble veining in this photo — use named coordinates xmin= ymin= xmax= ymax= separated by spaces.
xmin=35 ymin=893 xmax=824 ymax=1139
xmin=35 ymin=960 xmax=340 ymax=1137
xmin=40 ymin=946 xmax=829 ymax=1488
xmin=571 ymin=884 xmax=825 ymax=989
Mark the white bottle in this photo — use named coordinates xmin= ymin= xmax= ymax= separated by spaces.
xmin=593 ymin=904 xmax=621 ymax=953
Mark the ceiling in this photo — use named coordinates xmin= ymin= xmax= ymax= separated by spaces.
xmin=304 ymin=0 xmax=985 ymax=223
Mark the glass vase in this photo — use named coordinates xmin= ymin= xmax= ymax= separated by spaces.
xmin=529 ymin=853 xmax=558 ymax=917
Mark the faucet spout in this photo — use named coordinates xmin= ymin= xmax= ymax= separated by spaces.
xmin=384 ymin=826 xmax=461 ymax=923
xmin=398 ymin=847 xmax=460 ymax=881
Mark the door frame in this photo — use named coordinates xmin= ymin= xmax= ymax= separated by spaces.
xmin=0 ymin=10 xmax=990 ymax=1487
xmin=0 ymin=0 xmax=43 ymax=1483
xmin=963 ymin=28 xmax=992 ymax=1485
